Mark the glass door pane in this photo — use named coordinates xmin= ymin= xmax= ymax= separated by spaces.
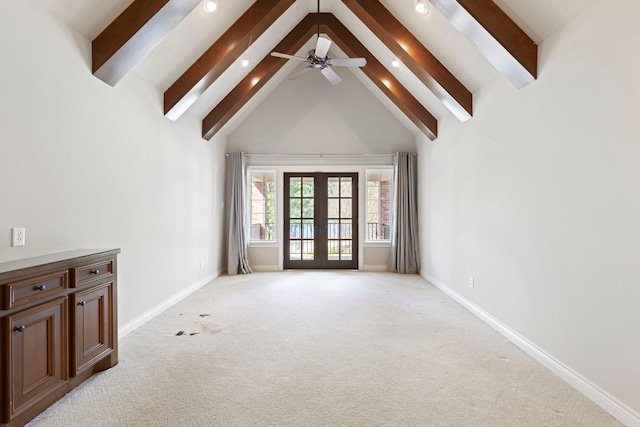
xmin=284 ymin=175 xmax=321 ymax=268
xmin=326 ymin=176 xmax=354 ymax=263
xmin=284 ymin=173 xmax=358 ymax=270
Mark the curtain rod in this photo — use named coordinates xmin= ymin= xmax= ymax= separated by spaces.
xmin=224 ymin=153 xmax=417 ymax=166
xmin=224 ymin=153 xmax=416 ymax=157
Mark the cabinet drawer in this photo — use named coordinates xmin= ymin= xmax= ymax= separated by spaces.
xmin=73 ymin=259 xmax=114 ymax=288
xmin=2 ymin=270 xmax=68 ymax=310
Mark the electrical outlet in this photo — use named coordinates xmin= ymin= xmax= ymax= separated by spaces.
xmin=469 ymin=277 xmax=474 ymax=288
xmin=12 ymin=228 xmax=25 ymax=247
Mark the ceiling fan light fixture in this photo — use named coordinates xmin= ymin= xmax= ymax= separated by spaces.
xmin=203 ymin=0 xmax=217 ymax=13
xmin=268 ymin=0 xmax=366 ymax=85
xmin=415 ymin=0 xmax=429 ymax=15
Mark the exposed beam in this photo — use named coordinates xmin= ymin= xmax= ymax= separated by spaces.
xmin=323 ymin=15 xmax=437 ymax=140
xmin=164 ymin=0 xmax=296 ymax=120
xmin=202 ymin=16 xmax=316 ymax=140
xmin=92 ymin=0 xmax=201 ymax=86
xmin=202 ymin=14 xmax=437 ymax=141
xmin=430 ymin=0 xmax=537 ymax=88
xmin=343 ymin=0 xmax=472 ymax=122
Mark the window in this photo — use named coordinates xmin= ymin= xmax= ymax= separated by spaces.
xmin=249 ymin=170 xmax=276 ymax=241
xmin=366 ymin=169 xmax=393 ymax=241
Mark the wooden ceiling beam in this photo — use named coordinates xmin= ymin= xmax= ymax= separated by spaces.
xmin=164 ymin=0 xmax=296 ymax=120
xmin=343 ymin=0 xmax=472 ymax=122
xmin=202 ymin=14 xmax=437 ymax=141
xmin=323 ymin=15 xmax=437 ymax=140
xmin=430 ymin=0 xmax=537 ymax=88
xmin=92 ymin=0 xmax=201 ymax=86
xmin=202 ymin=15 xmax=316 ymax=140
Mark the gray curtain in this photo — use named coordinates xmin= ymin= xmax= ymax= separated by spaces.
xmin=389 ymin=152 xmax=421 ymax=274
xmin=225 ymin=152 xmax=252 ymax=275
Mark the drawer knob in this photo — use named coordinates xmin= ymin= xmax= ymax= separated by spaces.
xmin=35 ymin=285 xmax=46 ymax=291
xmin=90 ymin=269 xmax=100 ymax=275
xmin=15 ymin=325 xmax=26 ymax=332
xmin=78 ymin=301 xmax=86 ymax=306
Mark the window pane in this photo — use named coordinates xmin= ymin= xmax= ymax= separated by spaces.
xmin=290 ymin=178 xmax=301 ymax=197
xmin=366 ymin=169 xmax=393 ymax=241
xmin=302 ymin=198 xmax=314 ymax=218
xmin=327 ymin=177 xmax=339 ymax=198
xmin=303 ymin=240 xmax=314 ymax=260
xmin=340 ymin=177 xmax=352 ymax=197
xmin=290 ymin=221 xmax=301 ymax=239
xmin=328 ymin=220 xmax=339 ymax=239
xmin=328 ymin=240 xmax=339 ymax=259
xmin=340 ymin=199 xmax=352 ymax=219
xmin=250 ymin=170 xmax=276 ymax=241
xmin=341 ymin=220 xmax=352 ymax=239
xmin=302 ymin=177 xmax=314 ymax=197
xmin=290 ymin=241 xmax=301 ymax=260
xmin=290 ymin=198 xmax=301 ymax=219
xmin=327 ymin=199 xmax=339 ymax=218
xmin=302 ymin=220 xmax=315 ymax=239
xmin=341 ymin=241 xmax=352 ymax=260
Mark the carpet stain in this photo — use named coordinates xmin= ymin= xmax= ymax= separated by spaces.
xmin=201 ymin=324 xmax=222 ymax=335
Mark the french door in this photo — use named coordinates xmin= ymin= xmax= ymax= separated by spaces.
xmin=284 ymin=173 xmax=358 ymax=269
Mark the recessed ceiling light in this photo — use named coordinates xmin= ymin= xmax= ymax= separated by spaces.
xmin=391 ymin=58 xmax=401 ymax=68
xmin=203 ymin=0 xmax=217 ymax=13
xmin=241 ymin=57 xmax=250 ymax=68
xmin=415 ymin=0 xmax=429 ymax=15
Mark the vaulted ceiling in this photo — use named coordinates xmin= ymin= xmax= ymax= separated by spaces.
xmin=36 ymin=0 xmax=599 ymax=141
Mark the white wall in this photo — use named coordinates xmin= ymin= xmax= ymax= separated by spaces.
xmin=227 ymin=67 xmax=416 ymax=153
xmin=0 ymin=2 xmax=227 ymax=329
xmin=419 ymin=0 xmax=640 ymax=422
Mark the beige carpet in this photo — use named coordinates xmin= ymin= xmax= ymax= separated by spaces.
xmin=28 ymin=272 xmax=619 ymax=426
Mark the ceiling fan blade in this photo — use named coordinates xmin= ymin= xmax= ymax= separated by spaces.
xmin=328 ymin=58 xmax=367 ymax=67
xmin=287 ymin=66 xmax=312 ymax=80
xmin=315 ymin=37 xmax=331 ymax=59
xmin=321 ymin=67 xmax=342 ymax=85
xmin=271 ymin=52 xmax=307 ymax=61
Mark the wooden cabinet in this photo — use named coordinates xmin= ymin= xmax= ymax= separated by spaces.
xmin=0 ymin=249 xmax=119 ymax=427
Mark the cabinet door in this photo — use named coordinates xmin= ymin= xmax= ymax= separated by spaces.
xmin=4 ymin=297 xmax=68 ymax=422
xmin=71 ymin=282 xmax=114 ymax=376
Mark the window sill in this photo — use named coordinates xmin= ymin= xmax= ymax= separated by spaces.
xmin=249 ymin=241 xmax=278 ymax=248
xmin=364 ymin=241 xmax=391 ymax=247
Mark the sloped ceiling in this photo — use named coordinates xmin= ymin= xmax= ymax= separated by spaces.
xmin=35 ymin=0 xmax=599 ymax=141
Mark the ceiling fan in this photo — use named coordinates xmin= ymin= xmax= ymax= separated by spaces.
xmin=270 ymin=0 xmax=367 ymax=85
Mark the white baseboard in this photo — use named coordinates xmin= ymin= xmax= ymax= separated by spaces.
xmin=250 ymin=264 xmax=280 ymax=272
xmin=422 ymin=272 xmax=640 ymax=427
xmin=118 ymin=272 xmax=218 ymax=338
xmin=362 ymin=264 xmax=388 ymax=272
